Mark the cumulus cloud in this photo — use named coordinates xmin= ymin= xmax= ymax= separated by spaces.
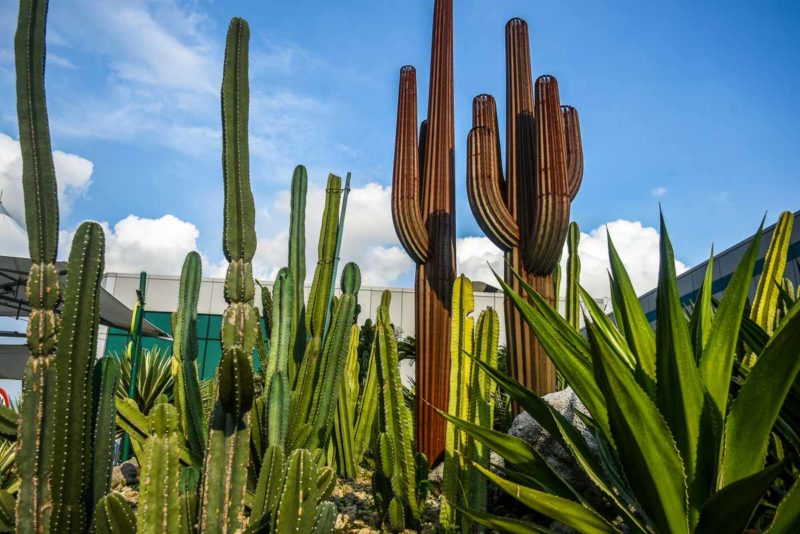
xmin=247 ymin=180 xmax=413 ymax=287
xmin=456 ymin=219 xmax=688 ymax=305
xmin=652 ymin=186 xmax=667 ymax=197
xmin=0 ymin=132 xmax=93 ymax=231
xmin=59 ymin=214 xmax=203 ymax=276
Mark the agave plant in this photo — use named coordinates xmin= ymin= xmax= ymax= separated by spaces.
xmin=443 ymin=212 xmax=800 ymax=533
xmin=114 ymin=346 xmax=174 ymax=415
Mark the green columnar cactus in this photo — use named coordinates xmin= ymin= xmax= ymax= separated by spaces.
xmin=218 ymin=16 xmax=257 ymax=420
xmin=265 ymin=268 xmax=293 ymax=448
xmin=91 ymin=356 xmax=121 ymax=513
xmin=352 ymin=337 xmax=379 ymax=463
xmin=197 ymin=18 xmax=256 ymax=534
xmin=290 ymin=174 xmax=344 ymax=444
xmin=49 ymin=221 xmax=105 ymax=533
xmin=14 ymin=1 xmax=61 ymax=530
xmin=247 ymin=445 xmax=337 ymax=534
xmin=750 ymin=211 xmax=793 ymax=335
xmin=198 ymin=406 xmax=251 ymax=533
xmin=288 ymin=166 xmax=308 ymax=385
xmin=372 ymin=291 xmax=425 ymax=530
xmin=440 ymin=276 xmax=499 ymax=532
xmin=173 ymin=252 xmax=206 ymax=455
xmin=466 ymin=18 xmax=584 ymax=395
xmin=137 ymin=403 xmax=181 ymax=533
xmin=566 ymin=222 xmax=581 ymax=331
xmin=333 ymin=324 xmax=361 ymax=477
xmin=304 ymin=263 xmax=359 ymax=450
xmin=92 ymin=493 xmax=136 ymax=534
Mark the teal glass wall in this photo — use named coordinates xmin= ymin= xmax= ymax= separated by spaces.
xmin=104 ymin=311 xmax=262 ymax=379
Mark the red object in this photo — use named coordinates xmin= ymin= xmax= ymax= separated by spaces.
xmin=0 ymin=388 xmax=10 ymax=407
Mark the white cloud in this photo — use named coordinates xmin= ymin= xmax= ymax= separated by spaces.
xmin=248 ymin=180 xmax=413 ymax=287
xmin=455 ymin=219 xmax=688 ymax=304
xmin=652 ymin=186 xmax=667 ymax=197
xmin=457 ymin=236 xmax=504 ymax=286
xmin=0 ymin=132 xmax=93 ymax=229
xmin=60 ymin=214 xmax=202 ymax=276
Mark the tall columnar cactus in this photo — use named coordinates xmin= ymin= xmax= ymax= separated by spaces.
xmin=391 ymin=0 xmax=456 ymax=465
xmin=90 ymin=355 xmax=122 ymax=513
xmin=287 ymin=166 xmax=307 ymax=385
xmin=333 ymin=323 xmax=361 ymax=477
xmin=264 ymin=267 xmax=293 ymax=449
xmin=467 ymin=18 xmax=583 ymax=395
xmin=173 ymin=252 xmax=206 ymax=455
xmin=566 ymin=222 xmax=581 ymax=330
xmin=49 ymin=222 xmax=105 ymax=532
xmin=198 ymin=18 xmax=256 ymax=533
xmin=137 ymin=402 xmax=181 ymax=534
xmin=440 ymin=276 xmax=499 ymax=532
xmin=14 ymin=1 xmax=60 ymax=530
xmin=372 ymin=291 xmax=428 ymax=531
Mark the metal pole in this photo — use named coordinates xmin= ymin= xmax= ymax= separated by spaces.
xmin=322 ymin=172 xmax=351 ymax=343
xmin=120 ymin=271 xmax=147 ymax=461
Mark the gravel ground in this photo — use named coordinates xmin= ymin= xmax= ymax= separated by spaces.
xmin=331 ymin=468 xmax=442 ymax=533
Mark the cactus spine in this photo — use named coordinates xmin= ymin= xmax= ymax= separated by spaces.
xmin=566 ymin=222 xmax=581 ymax=330
xmin=391 ymin=0 xmax=456 ymax=463
xmin=14 ymin=0 xmax=60 ymax=529
xmin=440 ymin=276 xmax=499 ymax=532
xmin=467 ymin=18 xmax=584 ymax=395
xmin=173 ymin=252 xmax=206 ymax=455
xmin=198 ymin=18 xmax=255 ymax=533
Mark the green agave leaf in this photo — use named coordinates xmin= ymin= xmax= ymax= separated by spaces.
xmin=468 ymin=356 xmax=562 ymax=441
xmin=654 ymin=213 xmax=707 ymax=526
xmin=547 ymin=406 xmax=649 ymax=533
xmin=435 ymin=409 xmax=576 ymax=500
xmin=695 ymin=461 xmax=783 ymax=534
xmin=493 ymin=269 xmax=611 ymax=442
xmin=0 ymin=406 xmax=17 ymax=441
xmin=740 ymin=315 xmax=769 ymax=355
xmin=767 ymin=476 xmax=800 ymax=533
xmin=588 ymin=321 xmax=689 ymax=534
xmin=456 ymin=504 xmax=548 ymax=534
xmin=607 ymin=232 xmax=656 ymax=390
xmin=579 ymin=285 xmax=636 ymax=369
xmin=699 ymin=220 xmax=762 ymax=420
xmin=688 ymin=249 xmax=714 ymax=361
xmin=720 ymin=302 xmax=800 ymax=487
xmin=471 ymin=462 xmax=615 ymax=533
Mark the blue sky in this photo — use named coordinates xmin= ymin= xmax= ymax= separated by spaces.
xmin=0 ymin=0 xmax=798 ymax=295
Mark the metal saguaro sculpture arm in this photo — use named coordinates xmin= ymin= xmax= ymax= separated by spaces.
xmin=467 ymin=18 xmax=583 ymax=395
xmin=391 ymin=0 xmax=456 ymax=464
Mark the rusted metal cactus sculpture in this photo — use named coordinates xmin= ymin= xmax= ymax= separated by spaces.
xmin=391 ymin=0 xmax=456 ymax=464
xmin=467 ymin=18 xmax=584 ymax=395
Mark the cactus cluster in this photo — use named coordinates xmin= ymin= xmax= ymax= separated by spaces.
xmin=439 ymin=276 xmax=499 ymax=532
xmin=466 ymin=18 xmax=584 ymax=395
xmin=371 ymin=292 xmax=430 ymax=531
xmin=390 ymin=0 xmax=456 ymax=464
xmin=9 ymin=2 xmax=369 ymax=532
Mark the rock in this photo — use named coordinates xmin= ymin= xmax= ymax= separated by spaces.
xmin=427 ymin=462 xmax=443 ymax=485
xmin=118 ymin=459 xmax=139 ymax=486
xmin=506 ymin=387 xmax=612 ymax=524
